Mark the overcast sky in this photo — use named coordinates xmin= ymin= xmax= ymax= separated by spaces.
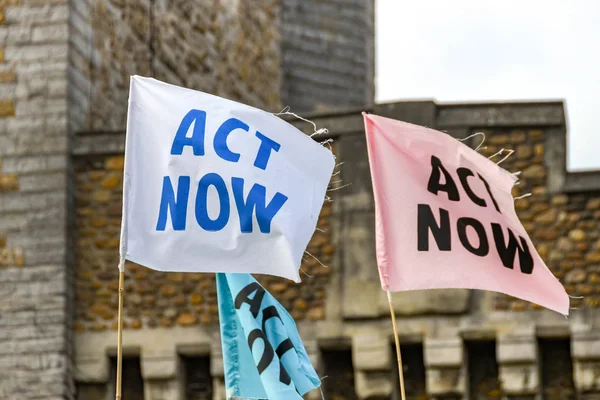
xmin=375 ymin=0 xmax=600 ymax=171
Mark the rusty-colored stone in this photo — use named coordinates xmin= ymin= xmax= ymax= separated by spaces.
xmin=569 ymin=229 xmax=587 ymax=242
xmin=535 ymin=230 xmax=559 ymax=241
xmin=93 ymin=190 xmax=111 ymax=203
xmin=294 ymin=299 xmax=308 ymax=311
xmin=101 ymin=173 xmax=121 ymax=189
xmin=173 ymin=295 xmax=186 ymax=306
xmin=0 ymin=69 xmax=15 ymax=83
xmin=160 ymin=284 xmax=177 ymax=297
xmin=189 ymin=293 xmax=203 ymax=304
xmin=90 ymin=217 xmax=108 ymax=228
xmin=552 ymin=195 xmax=569 ymax=206
xmin=200 ymin=313 xmax=212 ymax=324
xmin=74 ymin=322 xmax=86 ymax=332
xmin=168 ymin=273 xmax=184 ymax=283
xmin=586 ymin=252 xmax=600 ymax=263
xmin=575 ymin=243 xmax=589 ymax=252
xmin=306 ymin=307 xmax=325 ymax=320
xmin=130 ymin=319 xmax=142 ymax=329
xmin=516 ymin=145 xmax=532 ymax=160
xmin=515 ymin=199 xmax=530 ymax=211
xmin=270 ymin=282 xmax=287 ymax=293
xmin=0 ymin=174 xmax=19 ymax=192
xmin=0 ymin=100 xmax=15 ymax=117
xmin=322 ymin=245 xmax=335 ymax=256
xmin=566 ymin=270 xmax=586 ymax=284
xmin=105 ymin=156 xmax=125 ymax=170
xmin=89 ymin=171 xmax=105 ymax=181
xmin=534 ymin=209 xmax=556 ymax=225
xmin=586 ymin=198 xmax=600 ymax=210
xmin=176 ymin=313 xmax=197 ymax=326
xmin=522 ymin=165 xmax=545 ymax=179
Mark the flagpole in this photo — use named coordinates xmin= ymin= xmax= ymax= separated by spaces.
xmin=115 ymin=270 xmax=125 ymax=400
xmin=387 ymin=290 xmax=406 ymax=400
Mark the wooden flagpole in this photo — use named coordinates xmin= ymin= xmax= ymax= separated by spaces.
xmin=115 ymin=270 xmax=125 ymax=400
xmin=387 ymin=290 xmax=406 ymax=400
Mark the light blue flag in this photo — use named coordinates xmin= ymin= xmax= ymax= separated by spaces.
xmin=216 ymin=273 xmax=321 ymax=400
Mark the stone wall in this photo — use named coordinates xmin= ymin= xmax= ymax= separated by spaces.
xmin=281 ymin=0 xmax=375 ymax=113
xmin=0 ymin=1 xmax=73 ymax=399
xmin=70 ymin=101 xmax=600 ymax=400
xmin=73 ymin=153 xmax=334 ymax=331
xmin=478 ymin=129 xmax=600 ymax=311
xmin=69 ymin=0 xmax=282 ymax=133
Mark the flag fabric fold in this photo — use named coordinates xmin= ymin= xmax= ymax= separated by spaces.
xmin=363 ymin=113 xmax=569 ymax=315
xmin=217 ymin=273 xmax=321 ymax=399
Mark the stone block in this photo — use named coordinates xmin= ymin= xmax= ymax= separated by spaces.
xmin=0 ymin=190 xmax=65 ymax=213
xmin=499 ymin=364 xmax=538 ymax=394
xmin=141 ymin=354 xmax=177 ymax=380
xmin=497 ymin=335 xmax=537 ymax=364
xmin=338 ymin=135 xmax=373 ymax=212
xmin=572 ymin=333 xmax=600 ymax=360
xmin=1 ymin=154 xmax=66 ymax=174
xmin=32 ymin=23 xmax=68 ymax=42
xmin=426 ymin=366 xmax=465 ymax=396
xmin=18 ymin=172 xmax=66 ymax=192
xmin=0 ymin=67 xmax=16 ymax=83
xmin=4 ymin=43 xmax=67 ymax=62
xmin=0 ymin=173 xmax=18 ymax=191
xmin=352 ymin=333 xmax=391 ymax=371
xmin=4 ymin=5 xmax=69 ymax=24
xmin=0 ymin=99 xmax=14 ymax=117
xmin=74 ymin=353 xmax=109 ymax=383
xmin=355 ymin=370 xmax=393 ymax=399
xmin=0 ymin=247 xmax=24 ymax=266
xmin=0 ymin=24 xmax=31 ymax=44
xmin=0 ymin=82 xmax=15 ymax=100
xmin=574 ymin=360 xmax=600 ymax=392
xmin=385 ymin=289 xmax=471 ymax=316
xmin=342 ymin=277 xmax=380 ymax=318
xmin=424 ymin=338 xmax=463 ymax=368
xmin=144 ymin=379 xmax=179 ymax=400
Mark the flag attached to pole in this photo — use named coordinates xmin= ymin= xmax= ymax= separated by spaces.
xmin=216 ymin=273 xmax=321 ymax=400
xmin=363 ymin=113 xmax=569 ymax=315
xmin=119 ymin=76 xmax=335 ymax=281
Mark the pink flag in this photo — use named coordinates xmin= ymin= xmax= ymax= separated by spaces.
xmin=363 ymin=113 xmax=569 ymax=315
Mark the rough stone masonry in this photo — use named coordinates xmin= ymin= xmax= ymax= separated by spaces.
xmin=0 ymin=0 xmax=374 ymax=398
xmin=0 ymin=1 xmax=73 ymax=399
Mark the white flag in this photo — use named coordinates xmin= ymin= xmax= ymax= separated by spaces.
xmin=119 ymin=76 xmax=335 ymax=282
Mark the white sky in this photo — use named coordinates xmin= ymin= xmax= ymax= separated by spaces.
xmin=375 ymin=0 xmax=600 ymax=171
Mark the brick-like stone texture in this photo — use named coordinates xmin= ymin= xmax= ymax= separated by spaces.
xmin=281 ymin=0 xmax=375 ymax=113
xmin=69 ymin=0 xmax=281 ymax=133
xmin=476 ymin=129 xmax=600 ymax=311
xmin=74 ymin=154 xmax=333 ymax=331
xmin=0 ymin=1 xmax=72 ymax=399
